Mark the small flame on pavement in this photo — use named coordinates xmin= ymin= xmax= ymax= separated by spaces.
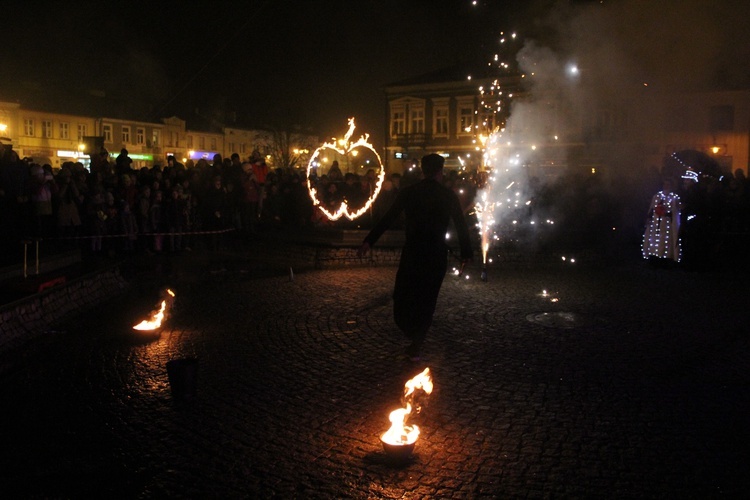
xmin=381 ymin=368 xmax=433 ymax=446
xmin=133 ymin=288 xmax=175 ymax=331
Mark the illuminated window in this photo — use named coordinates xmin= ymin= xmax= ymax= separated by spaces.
xmin=59 ymin=122 xmax=69 ymax=139
xmin=41 ymin=120 xmax=52 ymax=138
xmin=481 ymin=113 xmax=495 ymax=132
xmin=390 ymin=110 xmax=405 ymax=137
xmin=410 ymin=108 xmax=425 ymax=134
xmin=122 ymin=125 xmax=131 ymax=144
xmin=152 ymin=129 xmax=160 ymax=147
xmin=458 ymin=106 xmax=474 ymax=135
xmin=136 ymin=127 xmax=145 ymax=145
xmin=77 ymin=124 xmax=86 ymax=141
xmin=103 ymin=123 xmax=113 ymax=143
xmin=434 ymin=107 xmax=449 ymax=136
xmin=24 ymin=119 xmax=34 ymax=136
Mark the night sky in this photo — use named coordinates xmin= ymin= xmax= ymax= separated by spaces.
xmin=1 ymin=0 xmax=529 ymax=145
xmin=2 ymin=0 xmax=749 ymax=148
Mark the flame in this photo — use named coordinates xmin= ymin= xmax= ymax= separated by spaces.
xmin=381 ymin=368 xmax=433 ymax=446
xmin=306 ymin=118 xmax=386 ymax=221
xmin=133 ymin=300 xmax=167 ymax=331
xmin=133 ymin=288 xmax=175 ymax=331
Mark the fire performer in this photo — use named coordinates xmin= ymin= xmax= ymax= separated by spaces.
xmin=357 ymin=154 xmax=473 ymax=361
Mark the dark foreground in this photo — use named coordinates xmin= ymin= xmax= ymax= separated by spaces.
xmin=0 ymin=248 xmax=749 ymax=498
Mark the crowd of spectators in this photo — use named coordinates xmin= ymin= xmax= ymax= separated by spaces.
xmin=2 ymin=141 xmax=750 ymax=270
xmin=0 ymin=146 xmax=411 ymax=266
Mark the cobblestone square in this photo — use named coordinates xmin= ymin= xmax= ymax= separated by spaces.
xmin=1 ymin=250 xmax=749 ymax=498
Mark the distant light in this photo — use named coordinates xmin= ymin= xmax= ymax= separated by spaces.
xmin=567 ymin=64 xmax=579 ymax=76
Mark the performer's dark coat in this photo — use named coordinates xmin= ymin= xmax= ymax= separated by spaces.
xmin=364 ymin=178 xmax=473 ymax=335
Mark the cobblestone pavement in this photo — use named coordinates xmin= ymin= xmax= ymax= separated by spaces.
xmin=1 ymin=249 xmax=750 ymax=498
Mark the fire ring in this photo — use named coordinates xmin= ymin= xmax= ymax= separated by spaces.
xmin=526 ymin=311 xmax=587 ymax=329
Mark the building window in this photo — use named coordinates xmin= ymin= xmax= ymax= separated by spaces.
xmin=390 ymin=110 xmax=406 ymax=137
xmin=410 ymin=108 xmax=425 ymax=134
xmin=710 ymin=105 xmax=734 ymax=131
xmin=136 ymin=127 xmax=145 ymax=145
xmin=122 ymin=126 xmax=131 ymax=144
xmin=199 ymin=136 xmax=205 ymax=149
xmin=103 ymin=123 xmax=113 ymax=143
xmin=24 ymin=119 xmax=34 ymax=136
xmin=210 ymin=138 xmax=217 ymax=150
xmin=187 ymin=135 xmax=193 ymax=149
xmin=479 ymin=112 xmax=495 ymax=133
xmin=433 ymin=107 xmax=449 ymax=137
xmin=59 ymin=122 xmax=70 ymax=139
xmin=458 ymin=106 xmax=474 ymax=135
xmin=77 ymin=124 xmax=86 ymax=141
xmin=152 ymin=129 xmax=160 ymax=147
xmin=41 ymin=120 xmax=52 ymax=138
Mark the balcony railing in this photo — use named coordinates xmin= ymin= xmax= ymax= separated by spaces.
xmin=393 ymin=133 xmax=430 ymax=148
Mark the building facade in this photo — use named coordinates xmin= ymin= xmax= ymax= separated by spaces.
xmin=383 ymin=68 xmax=750 ymax=178
xmin=0 ymin=102 xmax=317 ymax=171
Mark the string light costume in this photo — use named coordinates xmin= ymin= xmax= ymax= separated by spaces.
xmin=642 ymin=182 xmax=682 ymax=262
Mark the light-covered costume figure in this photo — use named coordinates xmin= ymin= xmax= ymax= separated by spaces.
xmin=642 ymin=181 xmax=681 ymax=262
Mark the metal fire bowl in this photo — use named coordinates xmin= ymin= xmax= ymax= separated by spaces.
xmin=130 ymin=328 xmax=162 ymax=344
xmin=381 ymin=439 xmax=415 ymax=461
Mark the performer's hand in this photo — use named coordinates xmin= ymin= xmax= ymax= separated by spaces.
xmin=357 ymin=241 xmax=370 ymax=258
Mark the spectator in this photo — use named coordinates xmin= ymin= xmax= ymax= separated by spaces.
xmin=54 ymin=167 xmax=83 ymax=243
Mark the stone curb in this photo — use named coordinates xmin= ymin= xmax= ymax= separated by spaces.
xmin=0 ymin=268 xmax=130 ymax=354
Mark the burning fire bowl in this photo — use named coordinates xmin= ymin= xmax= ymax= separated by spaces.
xmin=380 ymin=438 xmax=416 ymax=462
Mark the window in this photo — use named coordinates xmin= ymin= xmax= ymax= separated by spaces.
xmin=210 ymin=137 xmax=217 ymax=150
xmin=199 ymin=136 xmax=205 ymax=149
xmin=103 ymin=123 xmax=113 ymax=143
xmin=390 ymin=110 xmax=406 ymax=137
xmin=410 ymin=108 xmax=425 ymax=134
xmin=710 ymin=105 xmax=734 ymax=131
xmin=434 ymin=107 xmax=449 ymax=136
xmin=187 ymin=135 xmax=193 ymax=149
xmin=41 ymin=120 xmax=52 ymax=138
xmin=24 ymin=119 xmax=35 ymax=136
xmin=480 ymin=113 xmax=495 ymax=133
xmin=77 ymin=124 xmax=87 ymax=141
xmin=59 ymin=122 xmax=70 ymax=139
xmin=122 ymin=125 xmax=131 ymax=144
xmin=228 ymin=142 xmax=235 ymax=153
xmin=458 ymin=106 xmax=474 ymax=135
xmin=136 ymin=127 xmax=145 ymax=145
xmin=152 ymin=129 xmax=160 ymax=147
